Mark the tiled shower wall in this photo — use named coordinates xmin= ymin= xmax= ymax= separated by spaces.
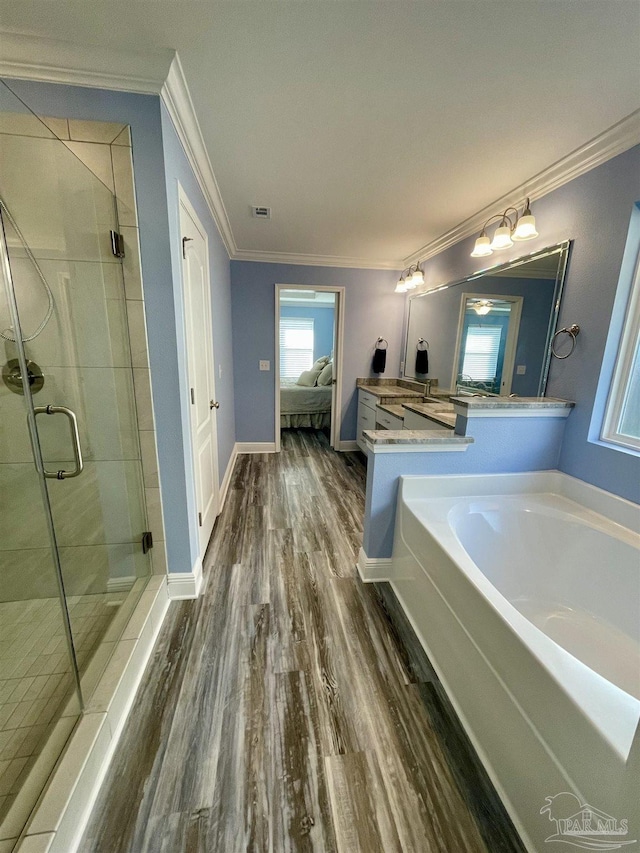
xmin=0 ymin=114 xmax=167 ymax=599
xmin=59 ymin=117 xmax=169 ymax=583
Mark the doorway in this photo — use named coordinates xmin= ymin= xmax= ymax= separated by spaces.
xmin=275 ymin=285 xmax=344 ymax=452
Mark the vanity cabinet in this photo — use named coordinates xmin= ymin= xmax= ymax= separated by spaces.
xmin=357 ymin=390 xmax=377 ymax=451
xmin=376 ymin=406 xmax=404 ymax=430
xmin=404 ymin=408 xmax=452 ymax=432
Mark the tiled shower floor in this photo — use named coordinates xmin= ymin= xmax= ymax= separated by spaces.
xmin=0 ymin=593 xmax=122 ymax=827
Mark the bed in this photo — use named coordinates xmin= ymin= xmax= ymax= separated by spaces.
xmin=280 ymin=378 xmax=332 ymax=429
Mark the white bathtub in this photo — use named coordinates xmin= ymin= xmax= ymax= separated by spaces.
xmin=390 ymin=471 xmax=640 ymax=852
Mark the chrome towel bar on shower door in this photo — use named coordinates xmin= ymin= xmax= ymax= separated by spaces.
xmin=34 ymin=405 xmax=84 ymax=479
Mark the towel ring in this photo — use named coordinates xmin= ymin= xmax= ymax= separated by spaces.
xmin=551 ymin=324 xmax=580 ymax=359
xmin=417 ymin=338 xmax=429 ymax=351
xmin=375 ymin=337 xmax=388 ymax=350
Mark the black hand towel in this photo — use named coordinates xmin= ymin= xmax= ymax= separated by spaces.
xmin=372 ymin=347 xmax=387 ymax=374
xmin=415 ymin=348 xmax=429 ymax=374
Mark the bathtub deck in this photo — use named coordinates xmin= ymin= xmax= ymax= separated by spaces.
xmin=78 ymin=429 xmax=524 ymax=853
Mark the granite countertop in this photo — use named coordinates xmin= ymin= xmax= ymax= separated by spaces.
xmin=452 ymin=396 xmax=575 ymax=411
xmin=363 ymin=429 xmax=473 ymax=446
xmin=403 ymin=401 xmax=456 ymax=428
xmin=377 ymin=403 xmax=407 ymax=419
xmin=357 ymin=377 xmax=426 ymax=391
xmin=357 ymin=383 xmax=424 ymax=400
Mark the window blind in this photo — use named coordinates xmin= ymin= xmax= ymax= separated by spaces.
xmin=280 ymin=317 xmax=315 ymax=379
xmin=461 ymin=326 xmax=502 ymax=381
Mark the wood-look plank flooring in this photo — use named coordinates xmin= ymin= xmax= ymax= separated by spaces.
xmin=79 ymin=429 xmax=524 ymax=853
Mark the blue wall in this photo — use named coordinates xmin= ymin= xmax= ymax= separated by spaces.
xmin=412 ymin=145 xmax=640 ymax=503
xmin=2 ymin=79 xmax=236 ymax=574
xmin=231 ymin=263 xmax=402 ymax=443
xmin=280 ymin=304 xmax=335 ymax=364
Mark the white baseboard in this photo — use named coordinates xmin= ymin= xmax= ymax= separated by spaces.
xmin=356 ymin=546 xmax=395 ymax=582
xmin=167 ymin=555 xmax=203 ymax=600
xmin=338 ymin=440 xmax=359 ymax=452
xmin=219 ymin=443 xmax=238 ymax=510
xmin=106 ymin=575 xmax=136 ymax=593
xmin=236 ymin=441 xmax=277 ymax=454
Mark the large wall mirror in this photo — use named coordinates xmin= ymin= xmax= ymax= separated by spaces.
xmin=403 ymin=241 xmax=571 ymax=397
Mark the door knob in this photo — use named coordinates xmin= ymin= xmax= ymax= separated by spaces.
xmin=210 ymin=400 xmax=220 ymax=409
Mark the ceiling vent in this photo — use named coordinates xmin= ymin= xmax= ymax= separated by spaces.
xmin=251 ymin=206 xmax=271 ymax=219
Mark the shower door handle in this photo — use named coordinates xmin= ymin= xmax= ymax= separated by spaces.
xmin=34 ymin=405 xmax=84 ymax=479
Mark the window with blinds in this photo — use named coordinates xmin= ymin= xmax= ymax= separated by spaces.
xmin=280 ymin=317 xmax=315 ymax=379
xmin=461 ymin=326 xmax=502 ymax=381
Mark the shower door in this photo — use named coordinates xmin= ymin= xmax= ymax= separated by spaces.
xmin=0 ymin=81 xmax=152 ymax=844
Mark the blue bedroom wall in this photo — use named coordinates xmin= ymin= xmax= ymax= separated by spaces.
xmin=2 ymin=79 xmax=236 ymax=573
xmin=412 ymin=145 xmax=640 ymax=503
xmin=280 ymin=305 xmax=335 ymax=364
xmin=231 ymin=263 xmax=402 ymax=443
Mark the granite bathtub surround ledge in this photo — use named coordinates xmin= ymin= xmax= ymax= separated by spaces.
xmin=453 ymin=396 xmax=575 ymax=415
xmin=364 ymin=429 xmax=473 ymax=453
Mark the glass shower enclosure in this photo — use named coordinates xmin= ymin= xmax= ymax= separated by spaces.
xmin=0 ymin=81 xmax=152 ymax=847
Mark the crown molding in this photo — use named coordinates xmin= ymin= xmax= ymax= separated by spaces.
xmin=231 ymin=248 xmax=401 ymax=270
xmin=0 ymin=31 xmax=171 ymax=94
xmin=161 ymin=55 xmax=238 ymax=257
xmin=1 ymin=32 xmax=637 ymax=272
xmin=404 ymin=109 xmax=640 ymax=267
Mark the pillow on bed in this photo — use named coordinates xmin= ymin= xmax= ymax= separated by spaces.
xmin=296 ymin=365 xmax=324 ymax=386
xmin=312 ymin=356 xmax=330 ymax=370
xmin=317 ymin=362 xmax=333 ymax=386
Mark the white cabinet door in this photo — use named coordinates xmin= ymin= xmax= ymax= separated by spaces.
xmin=357 ymin=399 xmax=377 ymax=451
xmin=375 ymin=407 xmax=404 ymax=430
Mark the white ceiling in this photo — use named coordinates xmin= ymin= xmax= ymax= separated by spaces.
xmin=0 ymin=1 xmax=638 ymax=266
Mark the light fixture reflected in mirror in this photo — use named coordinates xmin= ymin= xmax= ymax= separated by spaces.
xmin=471 ymin=198 xmax=538 ymax=258
xmin=472 ymin=299 xmax=493 ymax=316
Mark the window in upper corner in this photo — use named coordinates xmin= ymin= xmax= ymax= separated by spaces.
xmin=601 ymin=250 xmax=640 ymax=451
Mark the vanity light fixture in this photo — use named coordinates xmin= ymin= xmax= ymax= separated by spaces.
xmin=395 ymin=263 xmax=424 ymax=293
xmin=471 ymin=198 xmax=539 ymax=258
